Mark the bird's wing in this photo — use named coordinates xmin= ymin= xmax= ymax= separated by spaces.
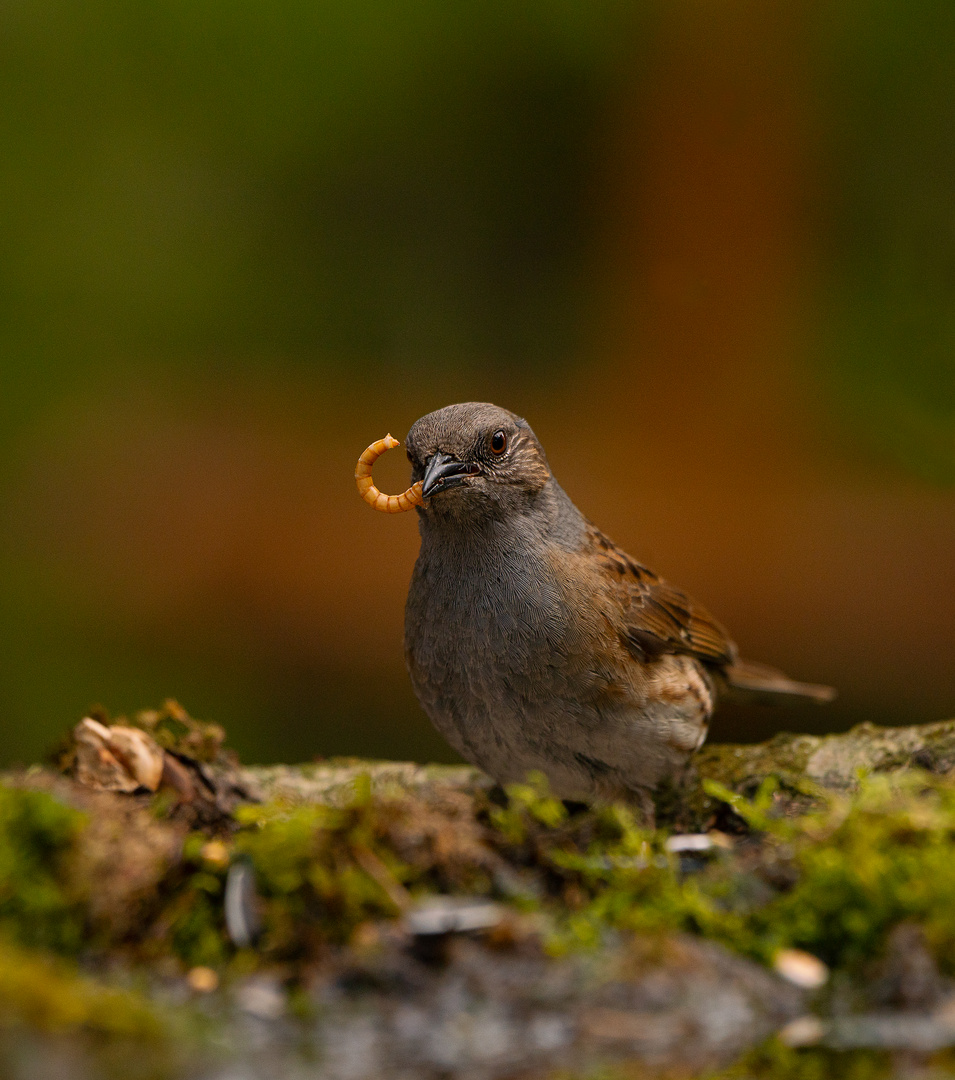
xmin=587 ymin=525 xmax=738 ymax=668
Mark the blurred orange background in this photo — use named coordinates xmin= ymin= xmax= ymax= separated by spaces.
xmin=1 ymin=1 xmax=953 ymax=765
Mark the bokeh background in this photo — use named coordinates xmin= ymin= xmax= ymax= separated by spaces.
xmin=1 ymin=0 xmax=953 ymax=767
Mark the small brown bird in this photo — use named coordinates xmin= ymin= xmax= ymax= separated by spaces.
xmin=377 ymin=403 xmax=833 ymax=811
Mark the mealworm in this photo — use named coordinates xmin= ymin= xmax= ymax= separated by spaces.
xmin=355 ymin=434 xmax=424 ymax=513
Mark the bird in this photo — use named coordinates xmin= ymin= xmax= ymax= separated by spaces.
xmin=397 ymin=402 xmax=834 ymax=813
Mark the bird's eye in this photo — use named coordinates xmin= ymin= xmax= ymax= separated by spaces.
xmin=490 ymin=429 xmax=507 ymax=455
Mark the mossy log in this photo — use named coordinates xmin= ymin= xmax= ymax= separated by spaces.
xmin=1 ymin=712 xmax=955 ymax=1079
xmin=696 ymin=718 xmax=955 ymax=795
xmin=241 ymin=717 xmax=955 ymax=815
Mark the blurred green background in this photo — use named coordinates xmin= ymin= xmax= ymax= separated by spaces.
xmin=1 ymin=0 xmax=953 ymax=767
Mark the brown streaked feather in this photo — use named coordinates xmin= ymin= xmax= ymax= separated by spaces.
xmin=722 ymin=659 xmax=836 ymax=705
xmin=589 ymin=521 xmax=836 ymax=704
xmin=587 ymin=525 xmax=737 ymax=668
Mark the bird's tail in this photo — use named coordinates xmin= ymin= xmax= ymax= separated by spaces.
xmin=721 ymin=658 xmax=836 ymax=706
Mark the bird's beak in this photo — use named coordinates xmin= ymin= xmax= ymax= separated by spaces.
xmin=420 ymin=451 xmax=480 ymax=499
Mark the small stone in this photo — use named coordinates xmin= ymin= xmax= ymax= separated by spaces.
xmin=236 ymin=979 xmax=285 ymax=1020
xmin=106 ymin=726 xmax=165 ymax=791
xmin=225 ymin=860 xmax=262 ymax=948
xmin=778 ymin=1015 xmax=826 ymax=1047
xmin=79 ymin=717 xmax=112 ymax=743
xmin=72 ymin=718 xmax=165 ymax=793
xmin=351 ymin=921 xmax=381 ymax=950
xmin=73 ymin=719 xmax=139 ymax=793
xmin=932 ymin=995 xmax=955 ymax=1029
xmin=404 ymin=897 xmax=503 ymax=937
xmin=201 ymin=840 xmax=230 ymax=867
xmin=774 ymin=949 xmax=829 ymax=989
xmin=528 ymin=1013 xmax=571 ymax=1051
xmin=665 ymin=834 xmax=713 ymax=853
xmin=187 ymin=966 xmax=219 ymax=993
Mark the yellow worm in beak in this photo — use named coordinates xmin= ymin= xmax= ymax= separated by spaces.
xmin=355 ymin=434 xmax=424 ymax=513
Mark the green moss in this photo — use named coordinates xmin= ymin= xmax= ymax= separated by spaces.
xmin=706 ymin=1042 xmax=896 ymax=1080
xmin=485 ymin=769 xmax=955 ymax=974
xmin=138 ymin=770 xmax=492 ymax=968
xmin=231 ymin=773 xmax=418 ymax=957
xmin=0 ymin=778 xmax=229 ymax=973
xmin=743 ymin=774 xmax=955 ymax=969
xmin=127 ymin=699 xmax=227 ymax=764
xmin=161 ymin=850 xmax=231 ymax=970
xmin=0 ymin=936 xmax=163 ymax=1037
xmin=487 ymin=771 xmax=571 ymax=841
xmin=11 ymin=736 xmax=955 ymax=997
xmin=696 ymin=736 xmax=817 ymax=795
xmin=707 ymin=1042 xmax=955 ymax=1080
xmin=0 ymin=783 xmax=86 ymax=954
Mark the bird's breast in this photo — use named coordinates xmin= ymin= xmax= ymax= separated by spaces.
xmin=403 ymin=536 xmax=580 ymax=707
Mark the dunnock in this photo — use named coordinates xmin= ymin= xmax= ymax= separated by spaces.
xmin=393 ymin=403 xmax=833 ymax=809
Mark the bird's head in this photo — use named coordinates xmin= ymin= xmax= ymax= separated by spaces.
xmin=405 ymin=402 xmax=551 ymax=523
